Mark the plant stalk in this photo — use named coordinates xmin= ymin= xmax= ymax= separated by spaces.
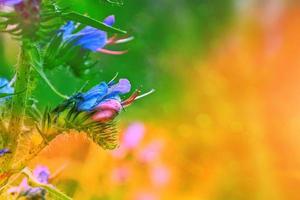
xmin=2 ymin=41 xmax=35 ymax=173
xmin=8 ymin=43 xmax=32 ymax=141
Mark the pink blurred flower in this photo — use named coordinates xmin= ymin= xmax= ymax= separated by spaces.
xmin=123 ymin=122 xmax=145 ymax=150
xmin=150 ymin=165 xmax=170 ymax=187
xmin=111 ymin=166 xmax=130 ymax=184
xmin=137 ymin=140 xmax=164 ymax=163
xmin=111 ymin=122 xmax=145 ymax=159
xmin=111 ymin=145 xmax=127 ymax=159
xmin=134 ymin=191 xmax=158 ymax=200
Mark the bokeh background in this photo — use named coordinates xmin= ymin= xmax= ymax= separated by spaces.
xmin=2 ymin=0 xmax=300 ymax=199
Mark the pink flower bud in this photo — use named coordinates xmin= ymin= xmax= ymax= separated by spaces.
xmin=92 ymin=110 xmax=118 ymax=123
xmin=92 ymin=99 xmax=122 ymax=122
xmin=95 ymin=99 xmax=122 ymax=112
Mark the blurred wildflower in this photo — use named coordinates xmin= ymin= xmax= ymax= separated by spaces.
xmin=0 ymin=148 xmax=11 ymax=156
xmin=123 ymin=122 xmax=145 ymax=150
xmin=8 ymin=165 xmax=50 ymax=199
xmin=0 ymin=0 xmax=22 ymax=6
xmin=150 ymin=165 xmax=170 ymax=187
xmin=137 ymin=140 xmax=164 ymax=164
xmin=111 ymin=122 xmax=145 ymax=158
xmin=8 ymin=177 xmax=46 ymax=199
xmin=134 ymin=191 xmax=158 ymax=200
xmin=111 ymin=165 xmax=130 ymax=184
xmin=59 ymin=15 xmax=133 ymax=55
xmin=0 ymin=77 xmax=14 ymax=104
xmin=33 ymin=165 xmax=50 ymax=184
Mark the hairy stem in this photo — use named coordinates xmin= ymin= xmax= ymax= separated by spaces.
xmin=4 ymin=42 xmax=34 ymax=171
xmin=9 ymin=44 xmax=31 ymax=139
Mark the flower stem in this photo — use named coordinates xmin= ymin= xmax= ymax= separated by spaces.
xmin=3 ymin=41 xmax=35 ymax=173
xmin=8 ymin=42 xmax=32 ymax=140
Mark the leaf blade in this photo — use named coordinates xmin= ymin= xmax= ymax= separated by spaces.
xmin=62 ymin=12 xmax=127 ymax=34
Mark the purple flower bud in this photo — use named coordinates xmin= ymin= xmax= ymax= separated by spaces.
xmin=103 ymin=15 xmax=115 ymax=26
xmin=92 ymin=99 xmax=122 ymax=122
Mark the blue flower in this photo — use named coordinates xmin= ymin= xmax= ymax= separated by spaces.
xmin=59 ymin=15 xmax=132 ymax=55
xmin=73 ymin=78 xmax=154 ymax=123
xmin=0 ymin=148 xmax=10 ymax=156
xmin=0 ymin=77 xmax=14 ymax=104
xmin=77 ymin=78 xmax=131 ymax=112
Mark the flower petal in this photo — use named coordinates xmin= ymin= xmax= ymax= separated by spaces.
xmin=59 ymin=21 xmax=76 ymax=40
xmin=96 ymin=99 xmax=122 ymax=112
xmin=82 ymin=82 xmax=108 ymax=101
xmin=108 ymin=79 xmax=131 ymax=95
xmin=33 ymin=165 xmax=50 ymax=184
xmin=77 ymin=82 xmax=108 ymax=111
xmin=92 ymin=109 xmax=118 ymax=122
xmin=103 ymin=15 xmax=115 ymax=26
xmin=73 ymin=27 xmax=107 ymax=51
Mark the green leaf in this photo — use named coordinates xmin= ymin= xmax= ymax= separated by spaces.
xmin=28 ymin=47 xmax=69 ymax=99
xmin=62 ymin=12 xmax=127 ymax=34
xmin=30 ymin=61 xmax=69 ymax=100
xmin=0 ymin=93 xmax=12 ymax=98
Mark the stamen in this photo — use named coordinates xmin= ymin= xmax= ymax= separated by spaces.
xmin=114 ymin=36 xmax=134 ymax=44
xmin=108 ymin=72 xmax=119 ymax=85
xmin=121 ymin=89 xmax=141 ymax=107
xmin=97 ymin=48 xmax=127 ymax=55
xmin=135 ymin=89 xmax=155 ymax=101
xmin=121 ymin=89 xmax=155 ymax=107
xmin=106 ymin=35 xmax=117 ymax=44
